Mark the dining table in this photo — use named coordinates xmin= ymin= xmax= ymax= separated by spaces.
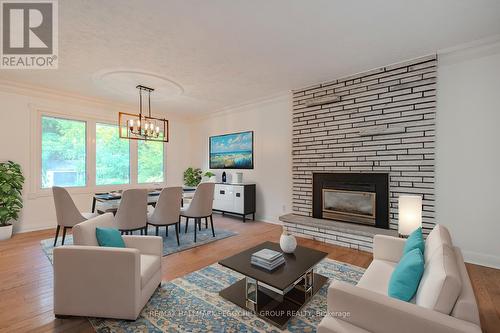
xmin=91 ymin=187 xmax=197 ymax=214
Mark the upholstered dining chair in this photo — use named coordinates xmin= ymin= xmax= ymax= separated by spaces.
xmin=52 ymin=186 xmax=98 ymax=246
xmin=115 ymin=189 xmax=148 ymax=235
xmin=147 ymin=187 xmax=182 ymax=245
xmin=181 ymin=182 xmax=215 ymax=242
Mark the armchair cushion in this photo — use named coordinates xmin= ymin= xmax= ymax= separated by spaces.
xmin=96 ymin=227 xmax=125 ymax=248
xmin=73 ymin=213 xmax=115 ymax=246
xmin=388 ymin=248 xmax=424 ymax=301
xmin=403 ymin=227 xmax=424 ymax=255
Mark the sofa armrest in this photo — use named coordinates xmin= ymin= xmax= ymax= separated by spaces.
xmin=373 ymin=234 xmax=406 ymax=263
xmin=327 ymin=281 xmax=481 ymax=333
xmin=53 ymin=245 xmax=141 ymax=320
xmin=123 ymin=235 xmax=163 ymax=256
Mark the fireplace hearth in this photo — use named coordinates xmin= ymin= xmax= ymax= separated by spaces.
xmin=313 ymin=173 xmax=389 ymax=229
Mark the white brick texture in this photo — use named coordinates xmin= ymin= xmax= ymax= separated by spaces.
xmin=291 ymin=55 xmax=437 ymax=249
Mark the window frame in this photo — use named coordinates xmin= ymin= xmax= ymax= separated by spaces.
xmin=29 ymin=107 xmax=166 ymax=198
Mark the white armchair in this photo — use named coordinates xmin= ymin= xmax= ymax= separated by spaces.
xmin=53 ymin=213 xmax=163 ymax=320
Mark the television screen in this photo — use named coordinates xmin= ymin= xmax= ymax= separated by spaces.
xmin=209 ymin=131 xmax=253 ymax=169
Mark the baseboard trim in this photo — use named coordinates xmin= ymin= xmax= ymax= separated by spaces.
xmin=14 ymin=224 xmax=55 ymax=234
xmin=257 ymin=216 xmax=283 ymax=225
xmin=462 ymin=250 xmax=500 ymax=269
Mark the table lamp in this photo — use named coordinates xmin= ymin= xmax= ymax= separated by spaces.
xmin=398 ymin=195 xmax=422 ymax=238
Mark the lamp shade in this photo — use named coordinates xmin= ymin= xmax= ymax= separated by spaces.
xmin=398 ymin=195 xmax=422 ymax=237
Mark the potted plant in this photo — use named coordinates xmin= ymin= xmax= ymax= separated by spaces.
xmin=203 ymin=171 xmax=217 ymax=183
xmin=0 ymin=161 xmax=24 ymax=240
xmin=183 ymin=167 xmax=202 ymax=187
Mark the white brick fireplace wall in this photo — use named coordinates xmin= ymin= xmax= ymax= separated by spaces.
xmin=285 ymin=55 xmax=437 ymax=250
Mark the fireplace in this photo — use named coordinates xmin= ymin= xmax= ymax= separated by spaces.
xmin=313 ymin=173 xmax=389 ymax=229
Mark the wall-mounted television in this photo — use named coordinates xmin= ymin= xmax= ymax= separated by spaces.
xmin=209 ymin=131 xmax=254 ymax=169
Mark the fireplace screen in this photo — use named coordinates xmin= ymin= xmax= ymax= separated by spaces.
xmin=322 ymin=189 xmax=376 ymax=226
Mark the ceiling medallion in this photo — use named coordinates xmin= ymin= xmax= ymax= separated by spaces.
xmin=118 ymin=85 xmax=169 ymax=143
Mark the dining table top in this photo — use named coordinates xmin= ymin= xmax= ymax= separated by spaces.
xmin=93 ymin=187 xmax=196 ymax=201
xmin=91 ymin=187 xmax=196 ymax=213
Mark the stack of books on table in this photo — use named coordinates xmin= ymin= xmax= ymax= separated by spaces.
xmin=251 ymin=249 xmax=285 ymax=270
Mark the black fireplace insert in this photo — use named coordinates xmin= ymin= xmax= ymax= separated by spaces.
xmin=312 ymin=173 xmax=389 ymax=229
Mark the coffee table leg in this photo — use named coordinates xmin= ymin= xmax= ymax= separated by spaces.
xmin=245 ymin=277 xmax=258 ymax=312
xmin=304 ymin=268 xmax=314 ymax=298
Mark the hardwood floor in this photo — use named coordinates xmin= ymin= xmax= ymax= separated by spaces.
xmin=0 ymin=215 xmax=498 ymax=332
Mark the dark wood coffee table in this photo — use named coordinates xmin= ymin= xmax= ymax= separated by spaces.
xmin=218 ymin=241 xmax=328 ymax=329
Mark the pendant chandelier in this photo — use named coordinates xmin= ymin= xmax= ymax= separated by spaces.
xmin=118 ymin=85 xmax=169 ymax=142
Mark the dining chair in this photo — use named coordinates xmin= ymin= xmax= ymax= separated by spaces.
xmin=181 ymin=182 xmax=215 ymax=242
xmin=52 ymin=187 xmax=98 ymax=246
xmin=147 ymin=187 xmax=182 ymax=245
xmin=115 ymin=189 xmax=148 ymax=235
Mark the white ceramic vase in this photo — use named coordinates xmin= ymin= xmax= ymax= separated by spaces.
xmin=280 ymin=230 xmax=297 ymax=253
xmin=0 ymin=224 xmax=13 ymax=241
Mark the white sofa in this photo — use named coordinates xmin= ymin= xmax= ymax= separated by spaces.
xmin=53 ymin=213 xmax=163 ymax=320
xmin=318 ymin=225 xmax=482 ymax=333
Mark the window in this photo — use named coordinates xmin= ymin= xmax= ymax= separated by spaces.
xmin=36 ymin=111 xmax=166 ymax=191
xmin=138 ymin=140 xmax=164 ymax=183
xmin=41 ymin=116 xmax=86 ymax=188
xmin=95 ymin=123 xmax=130 ymax=185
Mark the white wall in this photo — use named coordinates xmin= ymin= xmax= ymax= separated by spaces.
xmin=0 ymin=85 xmax=192 ymax=233
xmin=436 ymin=42 xmax=500 ymax=268
xmin=190 ymin=95 xmax=292 ymax=223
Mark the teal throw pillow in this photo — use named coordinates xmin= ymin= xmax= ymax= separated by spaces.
xmin=95 ymin=227 xmax=126 ymax=248
xmin=388 ymin=248 xmax=425 ymax=301
xmin=403 ymin=227 xmax=424 ymax=255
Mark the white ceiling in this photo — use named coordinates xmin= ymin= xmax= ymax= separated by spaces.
xmin=2 ymin=0 xmax=500 ymax=117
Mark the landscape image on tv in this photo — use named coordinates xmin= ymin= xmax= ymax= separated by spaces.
xmin=209 ymin=131 xmax=253 ymax=169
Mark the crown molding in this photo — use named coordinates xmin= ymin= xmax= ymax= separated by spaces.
xmin=0 ymin=79 xmax=193 ymax=122
xmin=0 ymin=79 xmax=135 ymax=111
xmin=437 ymin=33 xmax=500 ymax=56
xmin=193 ymin=91 xmax=291 ymax=122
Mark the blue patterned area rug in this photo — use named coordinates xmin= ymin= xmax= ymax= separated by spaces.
xmin=89 ymin=259 xmax=364 ymax=332
xmin=40 ymin=225 xmax=238 ymax=261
